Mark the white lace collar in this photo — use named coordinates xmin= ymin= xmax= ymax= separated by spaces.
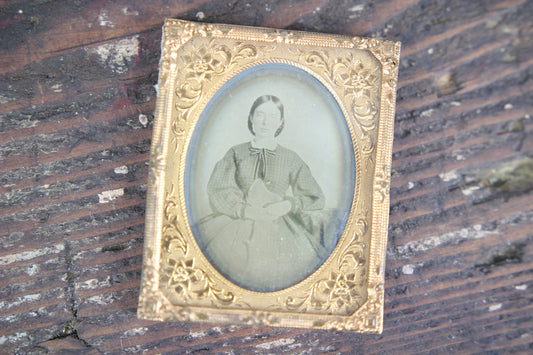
xmin=251 ymin=138 xmax=278 ymax=151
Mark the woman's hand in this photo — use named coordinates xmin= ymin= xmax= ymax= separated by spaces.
xmin=244 ymin=200 xmax=291 ymax=221
xmin=244 ymin=205 xmax=275 ymax=221
xmin=264 ymin=200 xmax=291 ymax=218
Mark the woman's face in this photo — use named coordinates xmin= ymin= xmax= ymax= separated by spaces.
xmin=252 ymin=101 xmax=282 ymax=139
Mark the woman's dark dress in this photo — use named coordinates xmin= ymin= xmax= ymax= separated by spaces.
xmin=198 ymin=142 xmax=329 ymax=291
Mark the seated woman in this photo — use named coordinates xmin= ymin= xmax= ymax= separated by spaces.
xmin=198 ymin=95 xmax=332 ymax=291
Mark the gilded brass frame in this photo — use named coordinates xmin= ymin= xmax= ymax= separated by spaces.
xmin=138 ymin=19 xmax=400 ymax=333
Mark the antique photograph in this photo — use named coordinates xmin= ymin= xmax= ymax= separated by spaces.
xmin=138 ymin=19 xmax=400 ymax=333
xmin=186 ymin=64 xmax=355 ymax=292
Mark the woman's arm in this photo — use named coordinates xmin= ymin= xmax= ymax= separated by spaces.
xmin=207 ymin=149 xmax=246 ymax=218
xmin=290 ymin=161 xmax=325 ymax=212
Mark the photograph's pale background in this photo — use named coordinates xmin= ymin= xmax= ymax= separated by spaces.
xmin=186 ymin=64 xmax=355 ymax=221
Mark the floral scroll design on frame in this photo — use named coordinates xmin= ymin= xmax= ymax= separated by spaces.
xmin=301 ymin=51 xmax=381 ymax=129
xmin=170 ymin=38 xmax=258 ymax=153
xmin=301 ymin=49 xmax=381 ymax=170
xmin=317 ymin=281 xmax=384 ymax=332
xmin=138 ymin=263 xmax=197 ymax=322
xmin=159 ymin=21 xmax=227 ymax=88
xmin=160 ymin=189 xmax=235 ymax=306
xmin=283 ymin=217 xmax=368 ymax=315
xmin=174 ymin=38 xmax=258 ymax=122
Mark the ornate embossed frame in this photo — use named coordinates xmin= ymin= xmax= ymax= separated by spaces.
xmin=138 ymin=19 xmax=400 ymax=333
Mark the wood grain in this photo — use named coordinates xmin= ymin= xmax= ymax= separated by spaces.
xmin=1 ymin=0 xmax=532 ymax=353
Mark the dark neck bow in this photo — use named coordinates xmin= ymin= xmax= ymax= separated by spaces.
xmin=249 ymin=147 xmax=276 ymax=180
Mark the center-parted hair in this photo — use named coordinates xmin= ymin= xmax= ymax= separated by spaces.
xmin=248 ymin=95 xmax=285 ymax=137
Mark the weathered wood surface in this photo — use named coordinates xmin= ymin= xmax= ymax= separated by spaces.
xmin=1 ymin=0 xmax=532 ymax=353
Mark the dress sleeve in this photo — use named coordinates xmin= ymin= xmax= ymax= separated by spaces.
xmin=207 ymin=148 xmax=246 ymax=218
xmin=290 ymin=160 xmax=325 ymax=212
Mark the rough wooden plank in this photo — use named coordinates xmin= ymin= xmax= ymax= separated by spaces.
xmin=1 ymin=0 xmax=532 ymax=353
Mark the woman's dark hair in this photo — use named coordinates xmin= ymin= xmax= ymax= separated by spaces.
xmin=248 ymin=95 xmax=284 ymax=137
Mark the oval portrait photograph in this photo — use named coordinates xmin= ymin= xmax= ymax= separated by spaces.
xmin=185 ymin=63 xmax=356 ymax=292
